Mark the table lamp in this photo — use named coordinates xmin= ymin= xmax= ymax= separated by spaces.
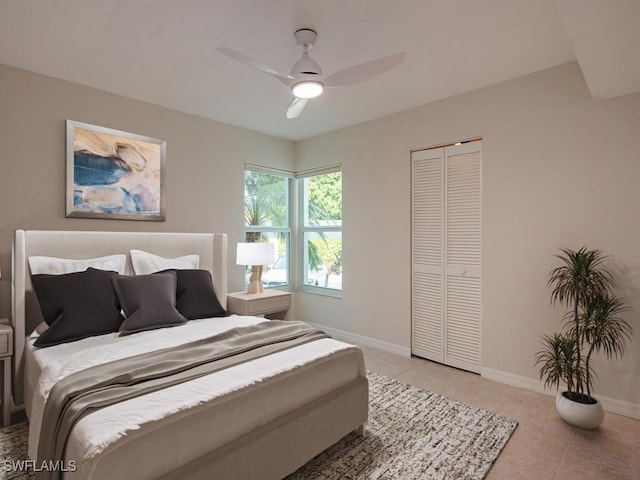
xmin=236 ymin=242 xmax=276 ymax=294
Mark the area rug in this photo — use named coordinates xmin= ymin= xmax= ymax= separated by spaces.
xmin=0 ymin=421 xmax=31 ymax=480
xmin=0 ymin=373 xmax=517 ymax=480
xmin=287 ymin=372 xmax=518 ymax=479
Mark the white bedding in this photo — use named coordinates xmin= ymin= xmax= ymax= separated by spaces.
xmin=25 ymin=316 xmax=365 ymax=479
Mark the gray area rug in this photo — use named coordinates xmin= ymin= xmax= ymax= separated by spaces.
xmin=0 ymin=421 xmax=31 ymax=480
xmin=287 ymin=373 xmax=518 ymax=479
xmin=0 ymin=373 xmax=517 ymax=480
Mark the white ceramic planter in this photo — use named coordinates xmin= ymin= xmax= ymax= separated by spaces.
xmin=555 ymin=392 xmax=604 ymax=429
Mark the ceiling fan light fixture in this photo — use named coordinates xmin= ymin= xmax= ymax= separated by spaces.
xmin=292 ymin=81 xmax=324 ymax=99
xmin=217 ymin=28 xmax=404 ymax=120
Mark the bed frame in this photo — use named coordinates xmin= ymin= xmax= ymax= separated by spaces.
xmin=11 ymin=230 xmax=368 ymax=479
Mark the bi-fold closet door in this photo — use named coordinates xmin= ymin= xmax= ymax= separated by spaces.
xmin=411 ymin=141 xmax=481 ymax=373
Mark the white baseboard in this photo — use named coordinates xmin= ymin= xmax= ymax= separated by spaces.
xmin=482 ymin=367 xmax=640 ymax=420
xmin=481 ymin=367 xmax=549 ymax=395
xmin=596 ymin=394 xmax=640 ymax=420
xmin=309 ymin=322 xmax=411 ymax=357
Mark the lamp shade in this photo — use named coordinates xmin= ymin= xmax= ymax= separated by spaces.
xmin=236 ymin=242 xmax=275 ymax=266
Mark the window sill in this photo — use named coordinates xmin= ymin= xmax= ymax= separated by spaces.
xmin=265 ymin=285 xmax=294 ymax=293
xmin=297 ymin=285 xmax=342 ymax=299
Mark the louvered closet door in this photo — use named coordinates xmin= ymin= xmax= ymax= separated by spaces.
xmin=411 ymin=141 xmax=481 ymax=374
xmin=411 ymin=148 xmax=445 ymax=363
xmin=444 ymin=143 xmax=481 ymax=373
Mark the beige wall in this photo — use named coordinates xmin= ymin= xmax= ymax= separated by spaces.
xmin=295 ymin=62 xmax=640 ymax=407
xmin=0 ymin=63 xmax=295 ymax=315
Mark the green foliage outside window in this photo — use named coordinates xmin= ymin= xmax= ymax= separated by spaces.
xmin=244 ymin=171 xmax=288 ymax=253
xmin=304 ymin=172 xmax=342 ymax=289
xmin=307 ymin=172 xmax=342 ymax=223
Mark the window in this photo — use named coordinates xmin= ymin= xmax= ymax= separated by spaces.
xmin=243 ymin=165 xmax=342 ymax=295
xmin=244 ymin=169 xmax=291 ymax=288
xmin=300 ymin=170 xmax=342 ymax=293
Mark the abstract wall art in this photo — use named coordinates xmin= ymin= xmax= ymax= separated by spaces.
xmin=66 ymin=120 xmax=166 ymax=221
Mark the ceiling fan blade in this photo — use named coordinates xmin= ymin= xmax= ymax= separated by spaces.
xmin=324 ymin=52 xmax=405 ymax=87
xmin=216 ymin=47 xmax=294 ymax=85
xmin=286 ymin=97 xmax=308 ymax=119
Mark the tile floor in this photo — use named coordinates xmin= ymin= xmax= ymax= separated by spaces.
xmin=360 ymin=345 xmax=640 ymax=480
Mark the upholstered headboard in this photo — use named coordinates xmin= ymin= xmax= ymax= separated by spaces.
xmin=11 ymin=230 xmax=228 ymax=406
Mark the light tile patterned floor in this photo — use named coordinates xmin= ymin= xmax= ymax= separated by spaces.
xmin=360 ymin=345 xmax=640 ymax=480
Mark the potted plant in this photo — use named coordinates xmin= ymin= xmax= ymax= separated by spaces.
xmin=535 ymin=247 xmax=632 ymax=429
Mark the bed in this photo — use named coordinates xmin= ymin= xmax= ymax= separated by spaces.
xmin=11 ymin=230 xmax=368 ymax=479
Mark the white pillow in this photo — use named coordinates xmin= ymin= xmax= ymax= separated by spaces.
xmin=28 ymin=254 xmax=127 ymax=275
xmin=130 ymin=249 xmax=199 ymax=275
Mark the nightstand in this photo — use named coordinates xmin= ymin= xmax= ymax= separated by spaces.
xmin=227 ymin=290 xmax=292 ymax=317
xmin=0 ymin=322 xmax=13 ymax=427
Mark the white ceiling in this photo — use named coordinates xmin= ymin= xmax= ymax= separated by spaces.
xmin=1 ymin=0 xmax=638 ymax=141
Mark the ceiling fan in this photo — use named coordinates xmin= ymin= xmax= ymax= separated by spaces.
xmin=217 ymin=28 xmax=405 ymax=119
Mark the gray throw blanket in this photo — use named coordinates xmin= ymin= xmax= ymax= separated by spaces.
xmin=36 ymin=320 xmax=328 ymax=480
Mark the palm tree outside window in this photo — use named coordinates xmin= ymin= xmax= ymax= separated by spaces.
xmin=244 ymin=169 xmax=291 ymax=288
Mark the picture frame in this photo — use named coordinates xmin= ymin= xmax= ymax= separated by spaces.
xmin=66 ymin=120 xmax=166 ymax=221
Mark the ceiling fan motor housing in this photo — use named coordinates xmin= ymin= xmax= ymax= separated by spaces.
xmin=291 ymin=28 xmax=323 ymax=75
xmin=294 ymin=28 xmax=317 ymax=47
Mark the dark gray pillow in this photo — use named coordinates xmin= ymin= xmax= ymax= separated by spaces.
xmin=157 ymin=269 xmax=227 ymax=320
xmin=112 ymin=272 xmax=187 ymax=335
xmin=32 ymin=268 xmax=122 ymax=348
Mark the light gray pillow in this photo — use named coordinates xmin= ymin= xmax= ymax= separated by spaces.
xmin=111 ymin=272 xmax=187 ymax=335
xmin=29 ymin=254 xmax=127 ymax=275
xmin=130 ymin=250 xmax=199 ymax=275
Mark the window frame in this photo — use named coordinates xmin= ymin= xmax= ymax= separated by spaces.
xmin=244 ymin=165 xmax=293 ymax=291
xmin=243 ymin=164 xmax=342 ymax=297
xmin=296 ymin=165 xmax=343 ymax=298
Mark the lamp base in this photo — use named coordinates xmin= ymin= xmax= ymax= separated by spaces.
xmin=247 ymin=265 xmax=264 ymax=294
